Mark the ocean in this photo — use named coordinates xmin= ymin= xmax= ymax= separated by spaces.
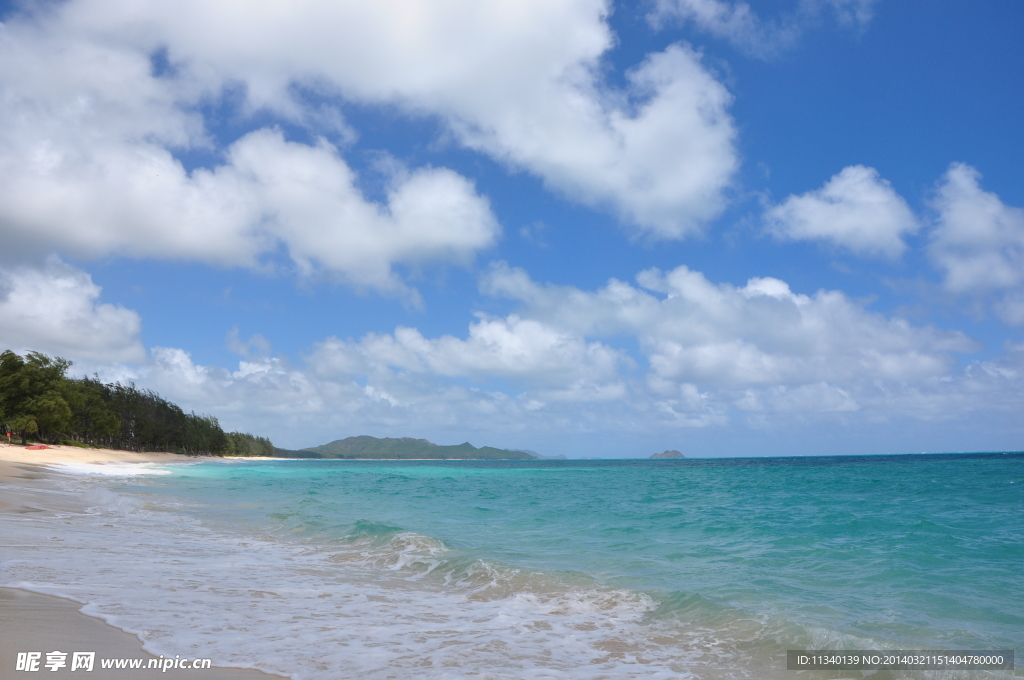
xmin=3 ymin=453 xmax=1022 ymax=679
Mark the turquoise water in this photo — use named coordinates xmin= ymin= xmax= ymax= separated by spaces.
xmin=159 ymin=455 xmax=1023 ymax=652
xmin=6 ymin=452 xmax=1022 ymax=678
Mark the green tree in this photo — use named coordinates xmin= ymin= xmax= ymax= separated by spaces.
xmin=224 ymin=431 xmax=275 ymax=457
xmin=0 ymin=348 xmax=269 ymax=456
xmin=8 ymin=414 xmax=38 ymax=444
xmin=62 ymin=377 xmax=121 ymax=447
xmin=0 ymin=350 xmax=72 ymax=443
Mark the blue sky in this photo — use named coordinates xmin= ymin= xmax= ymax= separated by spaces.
xmin=0 ymin=0 xmax=1021 ymax=457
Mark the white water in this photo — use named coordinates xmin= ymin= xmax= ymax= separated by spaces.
xmin=8 ymin=459 xmax=1015 ymax=680
xmin=2 ymin=467 xmax=737 ymax=680
xmin=50 ymin=461 xmax=175 ymax=476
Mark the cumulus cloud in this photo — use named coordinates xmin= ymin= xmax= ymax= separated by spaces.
xmin=152 ymin=0 xmax=739 ymax=236
xmin=0 ymin=0 xmax=738 ymax=251
xmin=101 ymin=334 xmax=1023 ymax=455
xmin=929 ymin=163 xmax=1024 ymax=288
xmin=764 ymin=165 xmax=919 ymax=259
xmin=928 ymin=164 xmax=1024 ymax=322
xmin=0 ymin=29 xmax=500 ymax=297
xmin=107 ymin=346 xmax=621 ymax=448
xmin=649 ymin=0 xmax=875 ymax=58
xmin=309 ymin=315 xmax=627 ymax=400
xmin=483 ymin=261 xmax=975 ymax=414
xmin=226 ymin=129 xmax=499 ymax=298
xmin=0 ymin=260 xmax=145 ymax=363
xmin=450 ymin=43 xmax=737 ymax=237
xmin=79 ymin=261 xmax=1023 ymax=453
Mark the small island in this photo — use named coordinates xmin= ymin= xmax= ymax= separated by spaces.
xmin=650 ymin=449 xmax=685 ymax=459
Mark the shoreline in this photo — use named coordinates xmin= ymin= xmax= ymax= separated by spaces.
xmin=0 ymin=588 xmax=281 ymax=679
xmin=0 ymin=441 xmax=218 ymax=471
xmin=0 ymin=444 xmax=284 ymax=679
xmin=0 ymin=443 xmax=199 ymax=515
xmin=0 ymin=443 xmax=548 ymax=470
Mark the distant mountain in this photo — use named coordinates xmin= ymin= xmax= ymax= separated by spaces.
xmin=650 ymin=449 xmax=685 ymax=459
xmin=511 ymin=449 xmax=568 ymax=460
xmin=275 ymin=436 xmax=537 ymax=460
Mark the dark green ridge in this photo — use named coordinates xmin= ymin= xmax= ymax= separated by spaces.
xmin=276 ymin=435 xmax=536 ymax=460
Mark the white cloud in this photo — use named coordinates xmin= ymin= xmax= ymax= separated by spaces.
xmin=0 ymin=17 xmax=499 ymax=298
xmin=649 ymin=0 xmax=875 ymax=58
xmin=649 ymin=0 xmax=802 ymax=57
xmin=928 ymin=163 xmax=1024 ymax=314
xmin=482 ymin=261 xmax=976 ymax=414
xmin=0 ymin=0 xmax=738 ymax=248
xmin=226 ymin=129 xmax=499 ymax=298
xmin=138 ymin=348 xmax=333 ymax=424
xmin=83 ymin=263 xmax=1024 ymax=454
xmin=735 ymin=382 xmax=858 ymax=413
xmin=0 ymin=260 xmax=145 ymax=363
xmin=927 ymin=163 xmax=1024 ymax=326
xmin=108 ymin=346 xmax=602 ymax=448
xmin=449 ymin=43 xmax=738 ymax=237
xmin=764 ymin=165 xmax=919 ymax=259
xmin=309 ymin=315 xmax=627 ymax=399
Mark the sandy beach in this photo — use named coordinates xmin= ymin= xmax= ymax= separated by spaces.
xmin=0 ymin=443 xmax=280 ymax=679
xmin=0 ymin=442 xmax=200 ymax=484
xmin=0 ymin=443 xmax=213 ymax=517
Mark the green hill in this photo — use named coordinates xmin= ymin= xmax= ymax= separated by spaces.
xmin=276 ymin=436 xmax=537 ymax=460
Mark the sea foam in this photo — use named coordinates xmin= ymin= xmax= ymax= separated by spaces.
xmin=51 ymin=461 xmax=174 ymax=476
xmin=1 ymin=473 xmax=743 ymax=679
xmin=2 ymin=456 xmax=1020 ymax=680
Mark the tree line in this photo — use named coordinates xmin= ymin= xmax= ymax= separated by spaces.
xmin=0 ymin=349 xmax=274 ymax=456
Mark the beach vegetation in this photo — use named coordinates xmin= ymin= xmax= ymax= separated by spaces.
xmin=0 ymin=349 xmax=254 ymax=456
xmin=0 ymin=349 xmax=527 ymax=459
xmin=0 ymin=350 xmax=71 ymax=444
xmin=223 ymin=431 xmax=275 ymax=457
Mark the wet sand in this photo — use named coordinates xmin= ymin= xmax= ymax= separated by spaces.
xmin=0 ymin=443 xmax=283 ymax=679
xmin=0 ymin=589 xmax=281 ymax=679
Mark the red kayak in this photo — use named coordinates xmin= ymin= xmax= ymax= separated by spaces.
xmin=25 ymin=445 xmax=49 ymax=450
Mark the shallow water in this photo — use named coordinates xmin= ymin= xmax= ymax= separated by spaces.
xmin=2 ymin=453 xmax=1022 ymax=679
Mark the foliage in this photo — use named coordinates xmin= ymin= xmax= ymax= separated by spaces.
xmin=0 ymin=351 xmax=72 ymax=444
xmin=0 ymin=350 xmax=520 ymax=461
xmin=223 ymin=431 xmax=275 ymax=457
xmin=0 ymin=349 xmax=257 ymax=456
